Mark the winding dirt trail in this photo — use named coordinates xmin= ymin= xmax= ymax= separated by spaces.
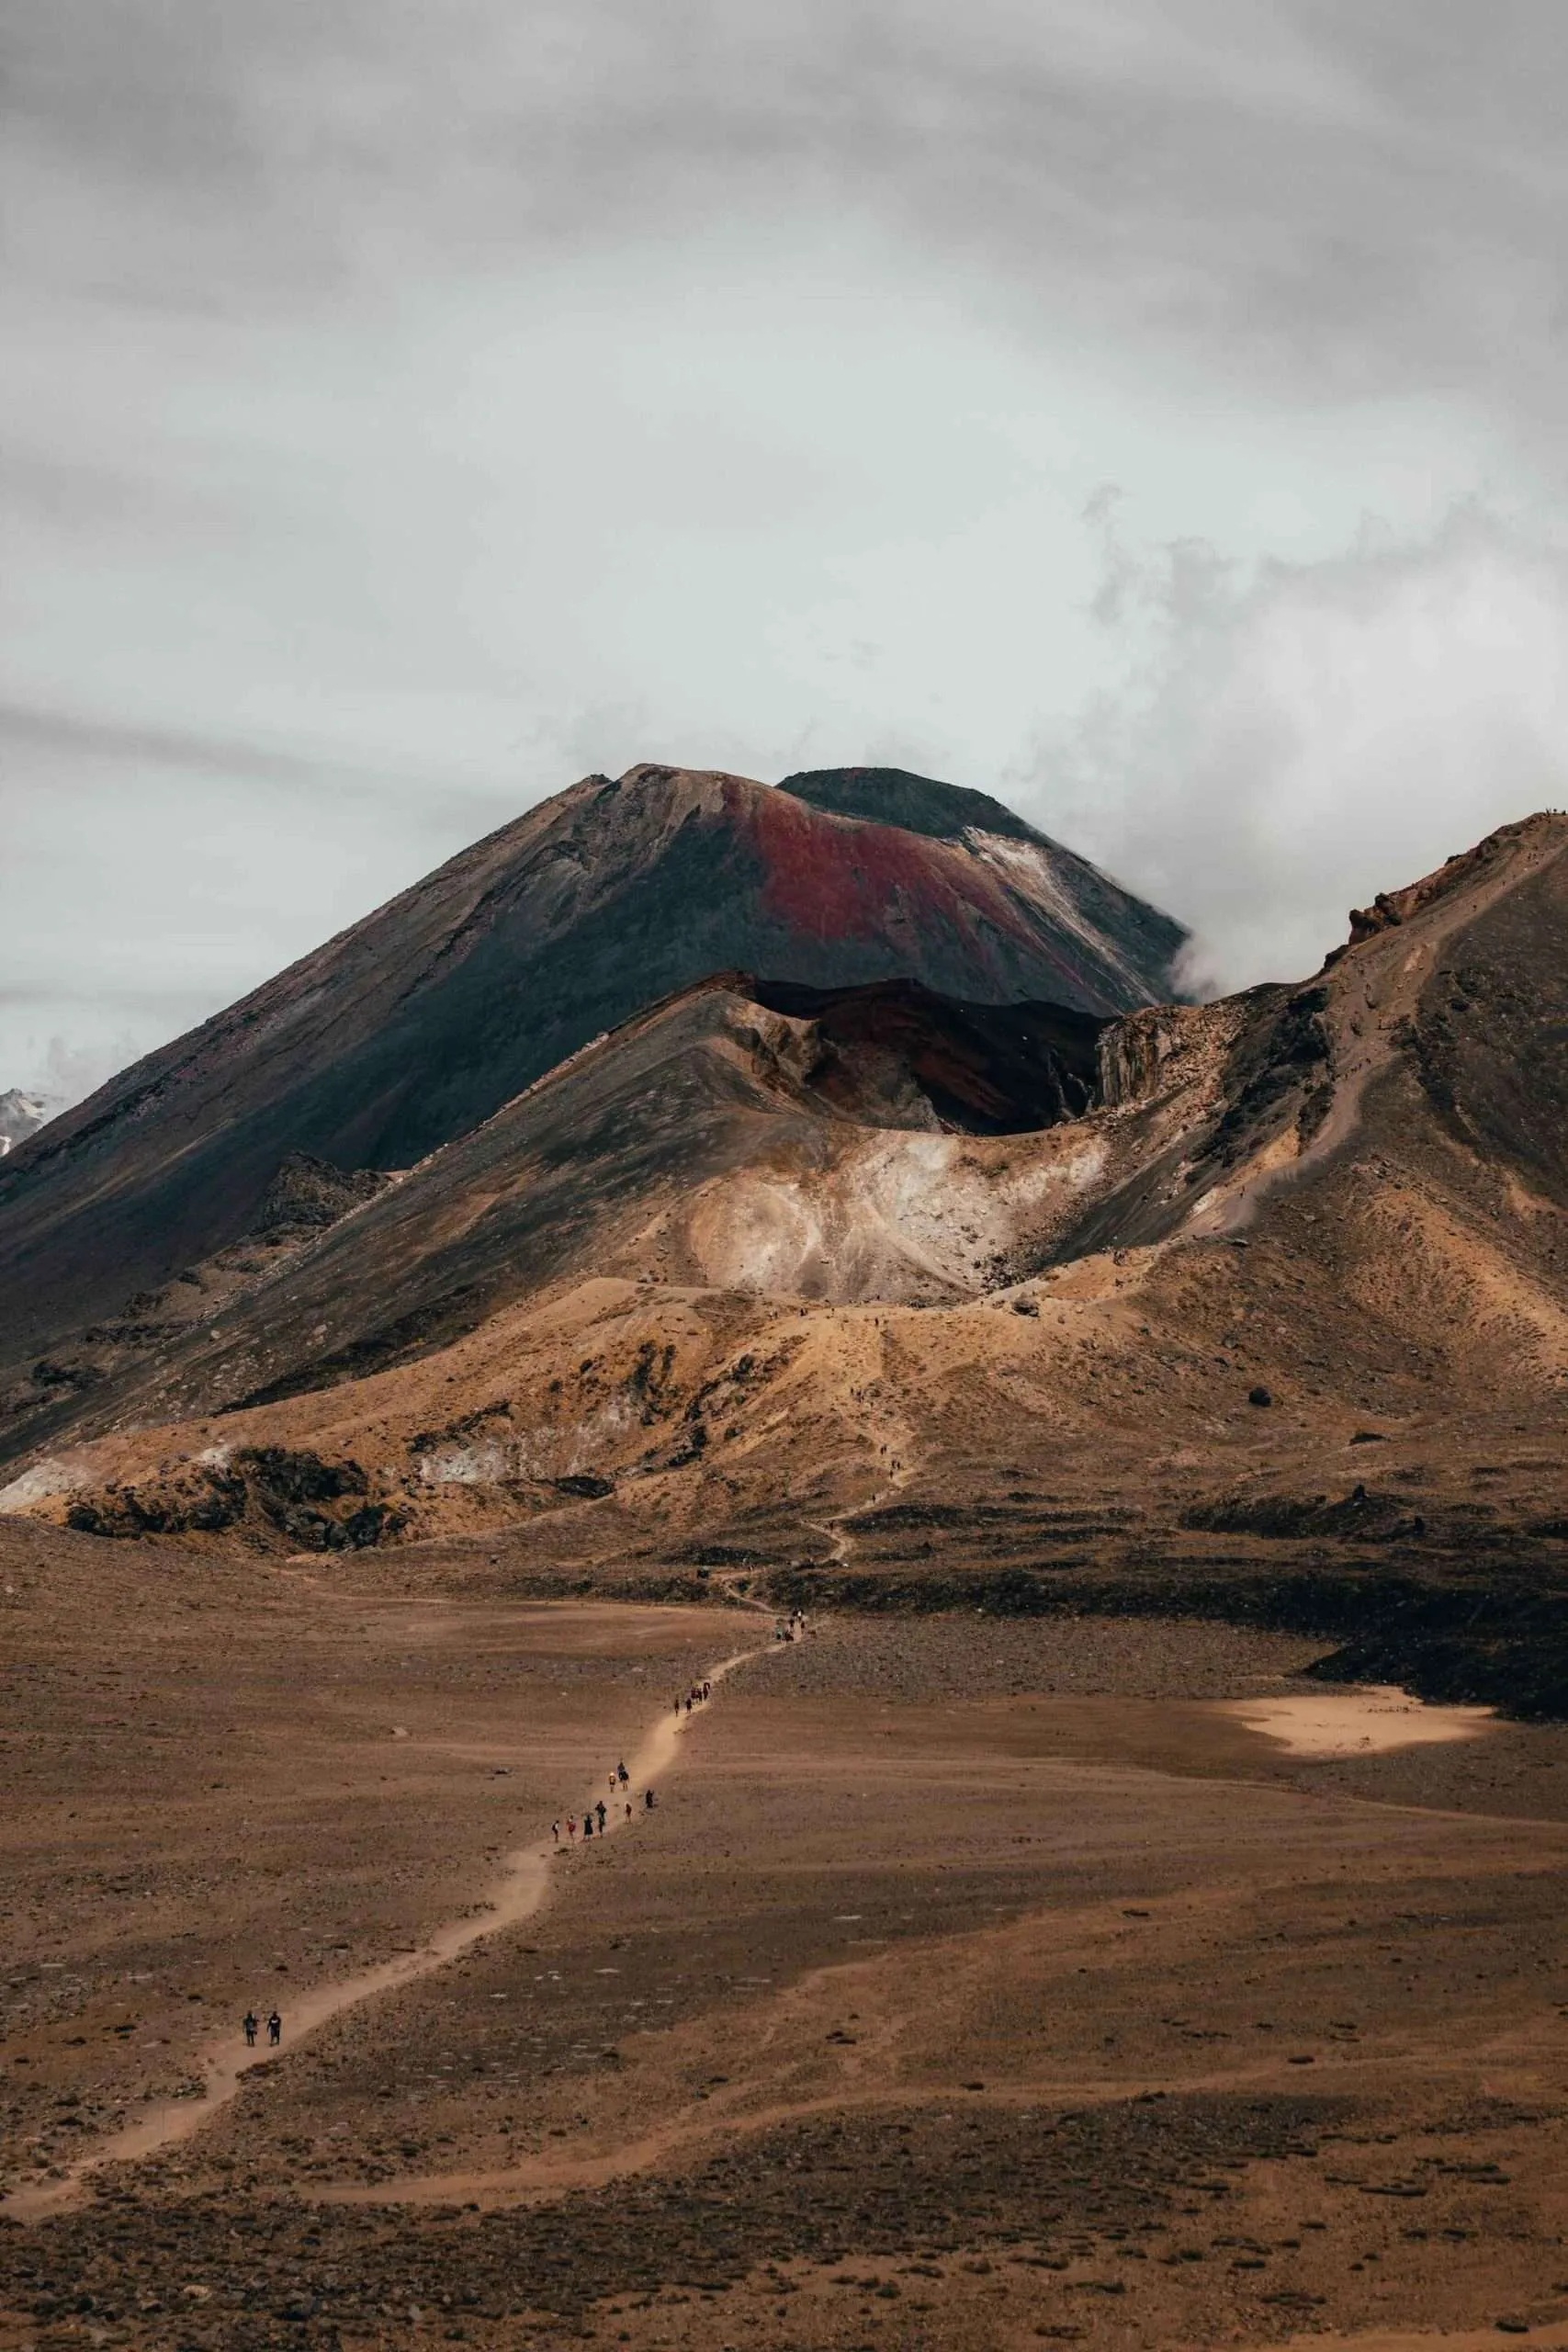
xmin=3 ymin=1631 xmax=769 ymax=2225
xmin=808 ymin=1383 xmax=921 ymax=1571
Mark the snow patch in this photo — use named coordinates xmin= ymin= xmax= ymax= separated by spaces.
xmin=0 ymin=1089 xmax=57 ymax=1155
xmin=966 ymin=831 xmax=1151 ymax=1000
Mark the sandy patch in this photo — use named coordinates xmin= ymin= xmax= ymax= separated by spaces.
xmin=1217 ymin=1684 xmax=1495 ymax=1758
xmin=1247 ymin=2334 xmax=1568 ymax=2352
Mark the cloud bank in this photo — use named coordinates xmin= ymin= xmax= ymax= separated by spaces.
xmin=1021 ymin=501 xmax=1568 ymax=990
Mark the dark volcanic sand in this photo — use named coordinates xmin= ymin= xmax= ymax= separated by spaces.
xmin=6 ymin=1534 xmax=1568 ymax=2348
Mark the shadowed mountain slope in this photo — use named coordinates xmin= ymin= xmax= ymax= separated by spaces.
xmin=0 ymin=976 xmax=1115 ymax=1463
xmin=0 ymin=763 xmax=1184 ymax=1360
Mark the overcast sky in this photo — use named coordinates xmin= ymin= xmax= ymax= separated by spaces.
xmin=6 ymin=1 xmax=1568 ymax=1092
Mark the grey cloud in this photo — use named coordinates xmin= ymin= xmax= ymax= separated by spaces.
xmin=8 ymin=2 xmax=1568 ymax=409
xmin=0 ymin=698 xmax=508 ymax=813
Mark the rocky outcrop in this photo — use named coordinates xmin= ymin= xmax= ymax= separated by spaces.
xmin=1096 ymin=1007 xmax=1195 ymax=1109
xmin=62 ymin=1446 xmax=406 ymax=1551
xmin=250 ymin=1152 xmax=395 ymax=1236
xmin=1346 ymin=812 xmax=1554 ymax=944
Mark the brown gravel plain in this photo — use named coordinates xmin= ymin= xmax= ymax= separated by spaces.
xmin=7 ymin=1530 xmax=1568 ymax=2350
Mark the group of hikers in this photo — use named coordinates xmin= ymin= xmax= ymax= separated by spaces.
xmin=241 ymin=1612 xmax=816 ymax=2046
xmin=552 ymin=1755 xmax=650 ymax=1844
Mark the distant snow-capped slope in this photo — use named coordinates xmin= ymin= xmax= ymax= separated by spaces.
xmin=0 ymin=1090 xmax=54 ymax=1156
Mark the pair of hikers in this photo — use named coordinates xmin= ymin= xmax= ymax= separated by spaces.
xmin=242 ymin=2010 xmax=281 ymax=2049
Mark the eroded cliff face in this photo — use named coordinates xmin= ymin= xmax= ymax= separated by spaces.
xmin=1097 ymin=1006 xmax=1207 ymax=1109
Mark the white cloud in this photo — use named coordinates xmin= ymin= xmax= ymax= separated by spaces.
xmin=1018 ymin=500 xmax=1568 ymax=989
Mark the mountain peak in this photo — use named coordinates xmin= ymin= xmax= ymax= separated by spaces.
xmin=0 ymin=758 xmax=1185 ymax=1361
xmin=778 ymin=765 xmax=1041 ymax=845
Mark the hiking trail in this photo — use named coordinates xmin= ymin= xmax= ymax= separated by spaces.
xmin=3 ymin=1634 xmax=768 ymax=2222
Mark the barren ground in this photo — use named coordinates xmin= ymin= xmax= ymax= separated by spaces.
xmin=6 ymin=1529 xmax=1568 ymax=2349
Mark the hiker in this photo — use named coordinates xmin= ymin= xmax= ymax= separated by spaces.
xmin=625 ymin=1802 xmax=632 ymax=1819
xmin=702 ymin=1679 xmax=711 ymax=1700
xmin=551 ymin=1820 xmax=560 ymax=1845
xmin=583 ymin=1811 xmax=593 ymax=1838
xmin=617 ymin=1760 xmax=628 ymax=1785
xmin=567 ymin=1815 xmax=577 ymax=1842
xmin=243 ymin=2011 xmax=257 ymax=2048
xmin=267 ymin=2011 xmax=282 ymax=2047
xmin=644 ymin=1787 xmax=656 ymax=1810
xmin=594 ymin=1799 xmax=607 ymax=1829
